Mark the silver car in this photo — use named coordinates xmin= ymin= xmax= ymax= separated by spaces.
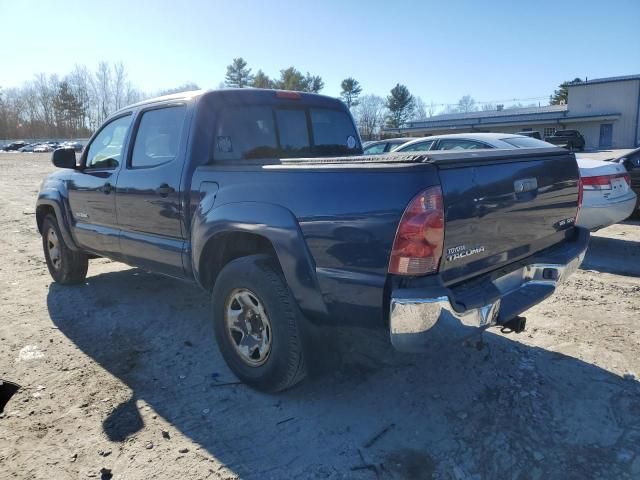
xmin=392 ymin=133 xmax=637 ymax=231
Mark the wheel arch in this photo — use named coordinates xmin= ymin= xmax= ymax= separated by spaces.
xmin=36 ymin=196 xmax=80 ymax=251
xmin=192 ymin=202 xmax=328 ymax=321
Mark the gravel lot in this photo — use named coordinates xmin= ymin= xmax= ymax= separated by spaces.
xmin=1 ymin=153 xmax=639 ymax=479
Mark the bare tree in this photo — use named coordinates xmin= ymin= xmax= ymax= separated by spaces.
xmin=411 ymin=97 xmax=428 ymax=121
xmin=457 ymin=95 xmax=477 ymax=113
xmin=354 ymin=94 xmax=386 ymax=140
xmin=112 ymin=61 xmax=127 ymax=111
xmin=93 ymin=62 xmax=112 ymax=126
xmin=67 ymin=65 xmax=92 ymax=132
xmin=158 ymin=82 xmax=200 ymax=96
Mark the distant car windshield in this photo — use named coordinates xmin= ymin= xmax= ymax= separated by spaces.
xmin=501 ymin=137 xmax=555 ymax=148
xmin=214 ymin=105 xmax=360 ymax=160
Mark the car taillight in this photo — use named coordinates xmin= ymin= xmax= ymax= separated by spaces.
xmin=576 ymin=176 xmax=584 ymax=222
xmin=581 ymin=173 xmax=629 ymax=190
xmin=389 ymin=186 xmax=444 ymax=276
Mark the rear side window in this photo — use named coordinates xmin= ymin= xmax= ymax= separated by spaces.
xmin=131 ymin=106 xmax=187 ymax=168
xmin=364 ymin=143 xmax=386 ymax=154
xmin=501 ymin=137 xmax=555 ymax=149
xmin=399 ymin=140 xmax=434 ymax=152
xmin=214 ymin=105 xmax=359 ymax=160
xmin=434 ymin=139 xmax=491 ymax=151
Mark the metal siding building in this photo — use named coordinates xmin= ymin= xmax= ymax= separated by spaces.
xmin=385 ymin=75 xmax=640 ymax=149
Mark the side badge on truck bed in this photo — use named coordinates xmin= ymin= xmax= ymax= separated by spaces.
xmin=446 ymin=245 xmax=486 ymax=262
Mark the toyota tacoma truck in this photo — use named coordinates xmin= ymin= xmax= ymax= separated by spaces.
xmin=36 ymin=89 xmax=589 ymax=392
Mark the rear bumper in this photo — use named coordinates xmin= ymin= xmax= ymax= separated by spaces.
xmin=577 ymin=192 xmax=637 ymax=231
xmin=389 ymin=228 xmax=590 ymax=352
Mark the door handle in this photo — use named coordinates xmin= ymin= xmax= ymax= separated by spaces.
xmin=156 ymin=183 xmax=175 ymax=197
xmin=102 ymin=182 xmax=112 ymax=194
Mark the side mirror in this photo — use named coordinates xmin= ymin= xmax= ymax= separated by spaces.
xmin=51 ymin=148 xmax=77 ymax=169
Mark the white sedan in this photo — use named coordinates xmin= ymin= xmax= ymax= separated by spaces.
xmin=391 ymin=133 xmax=637 ymax=231
xmin=574 ymin=158 xmax=636 ymax=230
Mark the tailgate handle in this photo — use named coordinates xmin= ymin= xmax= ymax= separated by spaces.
xmin=514 ymin=178 xmax=538 ymax=200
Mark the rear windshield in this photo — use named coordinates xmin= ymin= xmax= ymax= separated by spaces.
xmin=501 ymin=137 xmax=555 ymax=149
xmin=214 ymin=105 xmax=360 ymax=160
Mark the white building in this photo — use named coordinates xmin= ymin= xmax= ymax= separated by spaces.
xmin=385 ymin=74 xmax=640 ymax=150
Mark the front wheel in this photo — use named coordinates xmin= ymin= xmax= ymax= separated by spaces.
xmin=42 ymin=214 xmax=88 ymax=285
xmin=211 ymin=255 xmax=308 ymax=392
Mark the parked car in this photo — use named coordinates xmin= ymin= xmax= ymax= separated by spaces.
xmin=37 ymin=89 xmax=588 ymax=392
xmin=2 ymin=141 xmax=27 ymax=151
xmin=515 ymin=131 xmax=542 ymax=140
xmin=391 ymin=132 xmax=545 ymax=152
xmin=610 ymin=147 xmax=640 ymax=214
xmin=574 ymin=157 xmax=636 ymax=229
xmin=544 ymin=130 xmax=585 ymax=151
xmin=67 ymin=142 xmax=84 ymax=152
xmin=362 ymin=137 xmax=413 ymax=154
xmin=18 ymin=143 xmax=37 ymax=152
xmin=393 ymin=133 xmax=636 ymax=231
xmin=33 ymin=144 xmax=55 ymax=153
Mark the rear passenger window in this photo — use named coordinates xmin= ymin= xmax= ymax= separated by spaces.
xmin=131 ymin=106 xmax=186 ymax=168
xmin=435 ymin=139 xmax=491 ymax=151
xmin=401 ymin=140 xmax=434 ymax=152
xmin=364 ymin=143 xmax=386 ymax=154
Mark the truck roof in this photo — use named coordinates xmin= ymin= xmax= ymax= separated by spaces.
xmin=118 ymin=88 xmax=345 ymax=113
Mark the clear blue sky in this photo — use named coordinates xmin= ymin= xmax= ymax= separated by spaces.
xmin=1 ymin=0 xmax=639 ymax=109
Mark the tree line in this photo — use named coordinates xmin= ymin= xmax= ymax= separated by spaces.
xmin=0 ymin=62 xmax=199 ymax=140
xmin=0 ymin=56 xmax=577 ymax=141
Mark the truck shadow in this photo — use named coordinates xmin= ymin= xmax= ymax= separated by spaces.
xmin=581 ymin=234 xmax=640 ymax=277
xmin=47 ymin=269 xmax=639 ymax=479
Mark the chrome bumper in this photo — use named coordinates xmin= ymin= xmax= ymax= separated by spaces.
xmin=390 ymin=236 xmax=588 ymax=352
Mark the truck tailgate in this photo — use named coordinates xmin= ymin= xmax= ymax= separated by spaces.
xmin=432 ymin=149 xmax=580 ymax=285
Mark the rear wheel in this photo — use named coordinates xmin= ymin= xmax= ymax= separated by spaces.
xmin=42 ymin=214 xmax=88 ymax=285
xmin=211 ymin=255 xmax=307 ymax=392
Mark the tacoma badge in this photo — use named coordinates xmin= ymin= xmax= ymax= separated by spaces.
xmin=446 ymin=244 xmax=486 ymax=262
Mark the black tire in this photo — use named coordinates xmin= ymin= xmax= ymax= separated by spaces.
xmin=42 ymin=214 xmax=88 ymax=285
xmin=211 ymin=255 xmax=307 ymax=392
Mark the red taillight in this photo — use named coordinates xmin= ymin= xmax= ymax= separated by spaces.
xmin=581 ymin=173 xmax=630 ymax=190
xmin=576 ymin=176 xmax=584 ymax=222
xmin=389 ymin=186 xmax=444 ymax=276
xmin=275 ymin=90 xmax=301 ymax=99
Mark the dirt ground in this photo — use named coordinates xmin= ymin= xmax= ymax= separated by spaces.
xmin=1 ymin=152 xmax=639 ymax=480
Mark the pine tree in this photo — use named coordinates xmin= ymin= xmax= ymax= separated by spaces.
xmin=340 ymin=78 xmax=362 ymax=108
xmin=224 ymin=58 xmax=253 ymax=88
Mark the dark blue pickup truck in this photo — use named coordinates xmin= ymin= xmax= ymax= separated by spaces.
xmin=36 ymin=89 xmax=589 ymax=391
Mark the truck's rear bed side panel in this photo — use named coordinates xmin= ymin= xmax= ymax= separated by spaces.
xmin=190 ymin=163 xmax=441 ymax=327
